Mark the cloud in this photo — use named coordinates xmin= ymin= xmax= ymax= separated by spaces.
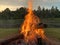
xmin=0 ymin=0 xmax=60 ymax=6
xmin=0 ymin=0 xmax=60 ymax=11
xmin=0 ymin=5 xmax=23 ymax=11
xmin=42 ymin=0 xmax=60 ymax=3
xmin=0 ymin=0 xmax=20 ymax=6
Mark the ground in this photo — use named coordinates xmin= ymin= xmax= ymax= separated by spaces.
xmin=0 ymin=28 xmax=18 ymax=41
xmin=0 ymin=28 xmax=60 ymax=45
xmin=45 ymin=28 xmax=60 ymax=45
xmin=45 ymin=28 xmax=60 ymax=41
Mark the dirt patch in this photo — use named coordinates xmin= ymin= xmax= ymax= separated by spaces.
xmin=47 ymin=36 xmax=60 ymax=45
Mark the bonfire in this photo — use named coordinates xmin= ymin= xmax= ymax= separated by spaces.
xmin=19 ymin=0 xmax=48 ymax=45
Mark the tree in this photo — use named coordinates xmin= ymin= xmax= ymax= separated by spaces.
xmin=14 ymin=7 xmax=27 ymax=19
xmin=1 ymin=8 xmax=12 ymax=19
xmin=37 ymin=6 xmax=41 ymax=12
xmin=41 ymin=7 xmax=46 ymax=18
xmin=54 ymin=7 xmax=60 ymax=18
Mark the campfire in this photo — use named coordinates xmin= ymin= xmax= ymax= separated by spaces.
xmin=0 ymin=0 xmax=52 ymax=45
xmin=19 ymin=0 xmax=49 ymax=45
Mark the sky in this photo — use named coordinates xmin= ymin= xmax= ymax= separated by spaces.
xmin=0 ymin=0 xmax=60 ymax=11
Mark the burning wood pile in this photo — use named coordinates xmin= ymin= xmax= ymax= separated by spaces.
xmin=18 ymin=0 xmax=49 ymax=45
xmin=0 ymin=0 xmax=52 ymax=45
xmin=0 ymin=33 xmax=49 ymax=45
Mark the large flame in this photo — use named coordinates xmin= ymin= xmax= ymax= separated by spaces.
xmin=20 ymin=0 xmax=47 ymax=45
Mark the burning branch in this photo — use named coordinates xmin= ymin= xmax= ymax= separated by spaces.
xmin=19 ymin=0 xmax=49 ymax=45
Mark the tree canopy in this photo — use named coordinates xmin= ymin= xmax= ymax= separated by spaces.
xmin=0 ymin=6 xmax=60 ymax=20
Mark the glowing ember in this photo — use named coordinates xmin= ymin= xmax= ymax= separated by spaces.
xmin=20 ymin=0 xmax=48 ymax=45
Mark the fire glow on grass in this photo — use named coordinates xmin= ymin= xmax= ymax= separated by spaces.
xmin=20 ymin=0 xmax=48 ymax=45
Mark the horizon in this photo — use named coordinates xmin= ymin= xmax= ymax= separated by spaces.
xmin=0 ymin=6 xmax=60 ymax=12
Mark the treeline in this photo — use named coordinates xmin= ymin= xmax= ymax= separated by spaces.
xmin=35 ymin=6 xmax=60 ymax=18
xmin=0 ymin=6 xmax=60 ymax=20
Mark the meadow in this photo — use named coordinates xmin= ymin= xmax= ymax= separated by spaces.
xmin=0 ymin=18 xmax=60 ymax=41
xmin=45 ymin=28 xmax=60 ymax=41
xmin=0 ymin=28 xmax=60 ymax=41
xmin=0 ymin=28 xmax=18 ymax=41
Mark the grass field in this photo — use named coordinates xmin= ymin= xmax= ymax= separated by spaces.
xmin=0 ymin=28 xmax=18 ymax=39
xmin=0 ymin=28 xmax=60 ymax=41
xmin=45 ymin=28 xmax=60 ymax=41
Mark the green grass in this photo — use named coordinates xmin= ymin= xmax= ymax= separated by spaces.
xmin=0 ymin=28 xmax=60 ymax=41
xmin=45 ymin=28 xmax=60 ymax=41
xmin=0 ymin=28 xmax=18 ymax=39
xmin=42 ymin=18 xmax=60 ymax=23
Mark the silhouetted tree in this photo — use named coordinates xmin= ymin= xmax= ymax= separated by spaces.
xmin=0 ymin=6 xmax=60 ymax=20
xmin=1 ymin=8 xmax=12 ymax=19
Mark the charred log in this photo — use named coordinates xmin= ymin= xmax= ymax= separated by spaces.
xmin=0 ymin=34 xmax=48 ymax=45
xmin=37 ymin=23 xmax=47 ymax=28
xmin=0 ymin=34 xmax=24 ymax=45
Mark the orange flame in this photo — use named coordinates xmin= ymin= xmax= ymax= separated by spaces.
xmin=20 ymin=0 xmax=48 ymax=44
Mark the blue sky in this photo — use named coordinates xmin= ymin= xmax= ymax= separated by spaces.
xmin=0 ymin=0 xmax=60 ymax=11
